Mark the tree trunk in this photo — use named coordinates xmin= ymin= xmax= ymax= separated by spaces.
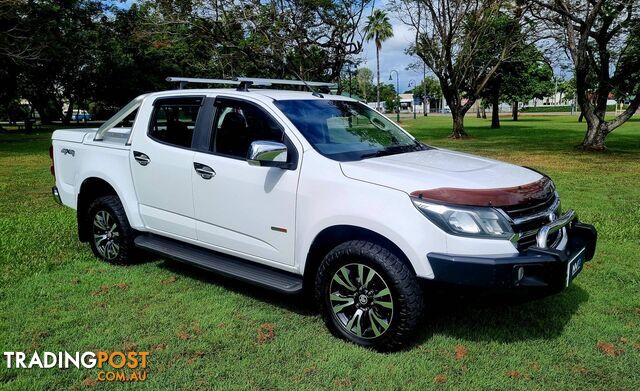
xmin=450 ymin=110 xmax=469 ymax=138
xmin=490 ymin=78 xmax=500 ymax=128
xmin=578 ymin=111 xmax=584 ymax=122
xmin=476 ymin=104 xmax=481 ymax=118
xmin=376 ymin=48 xmax=380 ymax=110
xmin=491 ymin=94 xmax=500 ymax=129
xmin=481 ymin=106 xmax=486 ymax=119
xmin=581 ymin=122 xmax=607 ymax=151
xmin=512 ymin=101 xmax=518 ymax=121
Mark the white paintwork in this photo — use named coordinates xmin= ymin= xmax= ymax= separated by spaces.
xmin=129 ymin=127 xmax=197 ymax=238
xmin=341 ymin=149 xmax=543 ymax=194
xmin=51 ymin=88 xmax=561 ymax=281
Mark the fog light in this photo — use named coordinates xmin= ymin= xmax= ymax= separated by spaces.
xmin=516 ymin=266 xmax=525 ymax=282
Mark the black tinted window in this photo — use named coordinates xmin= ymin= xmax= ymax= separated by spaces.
xmin=149 ymin=97 xmax=202 ymax=148
xmin=212 ymin=99 xmax=284 ymax=158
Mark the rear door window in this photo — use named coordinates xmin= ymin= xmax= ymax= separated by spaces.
xmin=149 ymin=97 xmax=203 ymax=148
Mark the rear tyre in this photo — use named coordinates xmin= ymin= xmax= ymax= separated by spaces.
xmin=86 ymin=195 xmax=135 ymax=264
xmin=315 ymin=240 xmax=423 ymax=351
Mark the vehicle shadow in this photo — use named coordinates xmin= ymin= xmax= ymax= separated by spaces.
xmin=414 ymin=283 xmax=589 ymax=344
xmin=148 ymin=251 xmax=589 ymax=346
xmin=150 ymin=255 xmax=316 ymax=317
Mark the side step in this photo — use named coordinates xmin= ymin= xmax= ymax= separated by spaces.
xmin=134 ymin=234 xmax=303 ymax=294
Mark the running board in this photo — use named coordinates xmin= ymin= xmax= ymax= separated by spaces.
xmin=134 ymin=234 xmax=303 ymax=294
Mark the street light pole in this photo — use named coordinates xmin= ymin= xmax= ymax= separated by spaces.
xmin=423 ymin=62 xmax=428 ymax=116
xmin=389 ymin=70 xmax=399 ymax=123
xmin=347 ymin=65 xmax=352 ymax=98
xmin=408 ymin=79 xmax=416 ymax=119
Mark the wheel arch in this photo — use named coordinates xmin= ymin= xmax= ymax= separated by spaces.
xmin=76 ymin=177 xmax=120 ymax=242
xmin=302 ymin=225 xmax=416 ymax=291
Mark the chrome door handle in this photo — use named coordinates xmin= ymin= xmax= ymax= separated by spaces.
xmin=133 ymin=151 xmax=151 ymax=166
xmin=194 ymin=162 xmax=215 ymax=180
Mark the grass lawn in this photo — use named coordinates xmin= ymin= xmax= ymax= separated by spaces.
xmin=1 ymin=115 xmax=639 ymax=389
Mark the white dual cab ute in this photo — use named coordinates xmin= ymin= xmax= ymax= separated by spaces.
xmin=51 ymin=77 xmax=597 ymax=350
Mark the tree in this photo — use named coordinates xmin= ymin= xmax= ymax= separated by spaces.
xmin=501 ymin=47 xmax=554 ymax=122
xmin=410 ymin=76 xmax=441 ymax=112
xmin=356 ymin=67 xmax=374 ymax=101
xmin=394 ymin=0 xmax=529 ymax=138
xmin=532 ymin=0 xmax=640 ymax=150
xmin=379 ymin=83 xmax=398 ymax=112
xmin=363 ymin=9 xmax=394 ymax=110
xmin=557 ymin=77 xmax=576 ymax=106
xmin=139 ymin=0 xmax=372 ymax=83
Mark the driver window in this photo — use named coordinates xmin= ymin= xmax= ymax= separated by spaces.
xmin=212 ymin=99 xmax=284 ymax=159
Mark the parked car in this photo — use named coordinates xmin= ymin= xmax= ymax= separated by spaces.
xmin=64 ymin=109 xmax=93 ymax=122
xmin=50 ymin=77 xmax=597 ymax=350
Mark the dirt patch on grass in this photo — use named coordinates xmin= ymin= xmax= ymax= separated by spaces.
xmin=161 ymin=275 xmax=177 ymax=284
xmin=434 ymin=374 xmax=447 ymax=384
xmin=82 ymin=377 xmax=97 ymax=387
xmin=91 ymin=284 xmax=110 ymax=296
xmin=507 ymin=370 xmax=530 ymax=380
xmin=153 ymin=343 xmax=167 ymax=351
xmin=332 ymin=378 xmax=352 ymax=388
xmin=257 ymin=323 xmax=275 ymax=344
xmin=187 ymin=351 xmax=205 ymax=365
xmin=454 ymin=345 xmax=468 ymax=360
xmin=597 ymin=341 xmax=625 ymax=357
xmin=91 ymin=282 xmax=128 ymax=295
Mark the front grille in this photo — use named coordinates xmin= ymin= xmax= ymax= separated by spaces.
xmin=515 ymin=230 xmax=561 ymax=252
xmin=502 ymin=192 xmax=560 ymax=251
xmin=503 ymin=193 xmax=558 ymax=221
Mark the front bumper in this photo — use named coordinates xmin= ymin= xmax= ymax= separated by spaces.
xmin=427 ymin=221 xmax=597 ymax=290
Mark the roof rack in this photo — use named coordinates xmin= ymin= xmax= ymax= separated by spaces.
xmin=166 ymin=76 xmax=336 ymax=92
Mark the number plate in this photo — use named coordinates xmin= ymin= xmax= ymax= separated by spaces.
xmin=566 ymin=247 xmax=586 ymax=287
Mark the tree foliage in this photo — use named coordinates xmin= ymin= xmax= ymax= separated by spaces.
xmin=531 ymin=0 xmax=640 ymax=150
xmin=0 ymin=0 xmax=372 ymax=123
xmin=393 ymin=0 xmax=530 ymax=138
xmin=363 ymin=9 xmax=394 ymax=109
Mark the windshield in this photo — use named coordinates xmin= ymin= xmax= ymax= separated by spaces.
xmin=273 ymin=99 xmax=427 ymax=161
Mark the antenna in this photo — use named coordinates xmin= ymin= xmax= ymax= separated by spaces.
xmin=288 ymin=69 xmax=324 ymax=98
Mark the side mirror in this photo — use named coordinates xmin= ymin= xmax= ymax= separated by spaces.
xmin=247 ymin=140 xmax=289 ymax=168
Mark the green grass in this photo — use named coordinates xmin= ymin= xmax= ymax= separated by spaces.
xmin=1 ymin=116 xmax=639 ymax=389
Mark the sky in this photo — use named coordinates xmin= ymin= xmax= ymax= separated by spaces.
xmin=359 ymin=5 xmax=426 ymax=94
xmin=359 ymin=23 xmax=423 ymax=93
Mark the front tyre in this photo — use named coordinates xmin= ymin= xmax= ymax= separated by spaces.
xmin=315 ymin=240 xmax=423 ymax=351
xmin=87 ymin=195 xmax=135 ymax=264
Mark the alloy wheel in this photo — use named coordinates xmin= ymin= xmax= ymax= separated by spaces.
xmin=93 ymin=210 xmax=120 ymax=260
xmin=329 ymin=263 xmax=393 ymax=339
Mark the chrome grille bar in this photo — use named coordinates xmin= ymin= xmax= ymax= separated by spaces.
xmin=507 ymin=195 xmax=560 ymax=225
xmin=536 ymin=209 xmax=576 ymax=248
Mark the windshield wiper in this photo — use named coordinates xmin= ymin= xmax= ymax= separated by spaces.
xmin=360 ymin=143 xmax=425 ymax=160
xmin=360 ymin=149 xmax=396 ymax=159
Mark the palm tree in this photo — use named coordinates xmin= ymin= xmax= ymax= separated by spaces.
xmin=363 ymin=10 xmax=394 ymax=110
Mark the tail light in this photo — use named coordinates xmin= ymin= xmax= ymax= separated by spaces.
xmin=49 ymin=144 xmax=55 ymax=177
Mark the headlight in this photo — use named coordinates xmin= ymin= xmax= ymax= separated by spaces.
xmin=411 ymin=197 xmax=514 ymax=239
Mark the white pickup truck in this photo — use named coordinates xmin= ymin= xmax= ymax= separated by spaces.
xmin=51 ymin=77 xmax=597 ymax=350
